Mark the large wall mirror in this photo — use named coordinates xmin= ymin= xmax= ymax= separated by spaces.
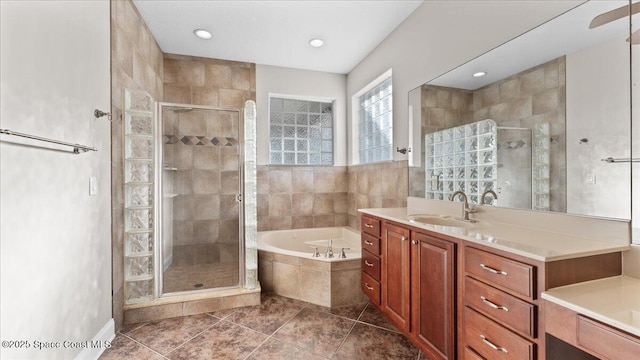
xmin=408 ymin=0 xmax=638 ymax=242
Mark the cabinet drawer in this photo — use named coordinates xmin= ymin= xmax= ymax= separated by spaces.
xmin=361 ymin=271 xmax=380 ymax=305
xmin=362 ymin=249 xmax=381 ymax=280
xmin=465 ymin=277 xmax=536 ymax=338
xmin=465 ymin=247 xmax=535 ymax=299
xmin=361 ymin=216 xmax=380 ymax=237
xmin=577 ymin=315 xmax=640 ymax=359
xmin=464 ymin=346 xmax=485 ymax=360
xmin=361 ymin=232 xmax=380 ymax=255
xmin=464 ymin=307 xmax=534 ymax=360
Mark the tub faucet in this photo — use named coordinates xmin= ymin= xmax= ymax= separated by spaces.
xmin=326 ymin=238 xmax=334 ymax=258
xmin=450 ymin=190 xmax=476 ymax=221
xmin=340 ymin=248 xmax=350 ymax=259
xmin=481 ymin=189 xmax=498 ymax=205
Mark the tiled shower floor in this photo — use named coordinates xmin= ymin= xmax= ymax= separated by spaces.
xmin=163 ymin=262 xmax=239 ymax=293
xmin=100 ymin=293 xmax=424 ymax=359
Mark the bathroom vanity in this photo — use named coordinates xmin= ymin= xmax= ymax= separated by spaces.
xmin=359 ymin=203 xmax=631 ymax=360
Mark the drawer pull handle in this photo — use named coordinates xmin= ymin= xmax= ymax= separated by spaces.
xmin=480 ymin=263 xmax=508 ymax=276
xmin=365 ymin=283 xmax=374 ymax=291
xmin=481 ymin=296 xmax=509 ymax=312
xmin=365 ymin=224 xmax=374 ymax=228
xmin=480 ymin=335 xmax=508 ymax=354
xmin=364 ymin=240 xmax=374 ymax=246
xmin=364 ymin=260 xmax=375 ymax=267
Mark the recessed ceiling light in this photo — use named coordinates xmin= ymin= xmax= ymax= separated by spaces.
xmin=309 ymin=38 xmax=324 ymax=48
xmin=473 ymin=71 xmax=487 ymax=78
xmin=193 ymin=29 xmax=212 ymax=40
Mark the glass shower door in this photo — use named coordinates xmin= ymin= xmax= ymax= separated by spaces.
xmin=158 ymin=103 xmax=243 ymax=294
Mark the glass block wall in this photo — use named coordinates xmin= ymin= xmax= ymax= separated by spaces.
xmin=533 ymin=122 xmax=550 ymax=211
xmin=123 ymin=88 xmax=155 ymax=304
xmin=425 ymin=119 xmax=497 ymax=205
xmin=244 ymin=100 xmax=258 ymax=289
xmin=359 ymin=77 xmax=393 ymax=163
xmin=269 ymin=97 xmax=333 ymax=165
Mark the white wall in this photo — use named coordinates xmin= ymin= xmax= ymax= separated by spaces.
xmin=256 ymin=64 xmax=347 ymax=166
xmin=346 ymin=0 xmax=582 ymax=165
xmin=1 ymin=1 xmax=112 ymax=359
xmin=566 ymin=35 xmax=631 ymax=219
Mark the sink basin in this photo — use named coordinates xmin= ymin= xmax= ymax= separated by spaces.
xmin=408 ymin=214 xmax=476 ymax=229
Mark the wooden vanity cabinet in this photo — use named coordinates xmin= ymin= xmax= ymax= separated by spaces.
xmin=545 ymin=300 xmax=640 ymax=360
xmin=360 ymin=213 xmax=623 ymax=360
xmin=361 ymin=215 xmax=382 ymax=307
xmin=371 ymin=216 xmax=457 ymax=360
xmin=382 ymin=222 xmax=411 ymax=331
xmin=410 ymin=231 xmax=456 ymax=360
xmin=461 ymin=245 xmax=538 ymax=360
xmin=459 ymin=243 xmax=622 ymax=360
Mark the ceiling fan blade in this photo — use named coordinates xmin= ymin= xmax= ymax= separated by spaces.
xmin=626 ymin=28 xmax=640 ymax=44
xmin=589 ymin=2 xmax=640 ymax=29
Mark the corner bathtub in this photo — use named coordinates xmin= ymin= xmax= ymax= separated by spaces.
xmin=257 ymin=227 xmax=366 ymax=307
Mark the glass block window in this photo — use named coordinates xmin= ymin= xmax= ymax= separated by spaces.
xmin=424 ymin=119 xmax=497 ymax=205
xmin=359 ymin=77 xmax=393 ymax=163
xmin=269 ymin=97 xmax=333 ymax=165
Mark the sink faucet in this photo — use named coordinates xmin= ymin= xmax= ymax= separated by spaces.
xmin=480 ymin=189 xmax=498 ymax=205
xmin=450 ymin=190 xmax=475 ymax=221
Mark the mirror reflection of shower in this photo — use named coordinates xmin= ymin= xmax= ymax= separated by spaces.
xmin=158 ymin=103 xmax=243 ymax=295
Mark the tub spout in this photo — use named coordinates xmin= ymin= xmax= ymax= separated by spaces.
xmin=326 ymin=238 xmax=334 ymax=258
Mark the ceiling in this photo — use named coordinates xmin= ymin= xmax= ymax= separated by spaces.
xmin=133 ymin=0 xmax=423 ymax=74
xmin=429 ymin=0 xmax=631 ymax=90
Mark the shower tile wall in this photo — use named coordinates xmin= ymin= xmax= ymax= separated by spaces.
xmin=111 ymin=0 xmax=164 ymax=332
xmin=163 ymin=110 xmax=240 ymax=267
xmin=418 ymin=56 xmax=566 ymax=212
xmin=161 ymin=54 xmax=256 ymax=269
xmin=163 ymin=53 xmax=255 ymax=108
xmin=257 ymin=166 xmax=349 ymax=231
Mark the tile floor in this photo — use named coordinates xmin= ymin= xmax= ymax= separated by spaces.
xmin=101 ymin=293 xmax=423 ymax=359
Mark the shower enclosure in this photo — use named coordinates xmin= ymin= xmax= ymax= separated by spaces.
xmin=424 ymin=119 xmax=549 ymax=209
xmin=157 ymin=102 xmax=244 ymax=294
xmin=122 ymin=88 xmax=258 ymax=304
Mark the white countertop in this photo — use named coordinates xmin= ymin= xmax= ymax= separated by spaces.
xmin=359 ymin=207 xmax=630 ymax=262
xmin=542 ymin=276 xmax=640 ymax=337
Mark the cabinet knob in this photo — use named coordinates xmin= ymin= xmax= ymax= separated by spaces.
xmin=401 ymin=236 xmax=407 ymax=241
xmin=411 ymin=240 xmax=419 ymax=245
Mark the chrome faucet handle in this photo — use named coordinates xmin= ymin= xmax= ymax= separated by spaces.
xmin=326 ymin=248 xmax=334 ymax=258
xmin=311 ymin=247 xmax=320 ymax=258
xmin=340 ymin=248 xmax=350 ymax=258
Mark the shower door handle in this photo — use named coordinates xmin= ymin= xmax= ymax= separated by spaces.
xmin=236 ymin=193 xmax=242 ymax=202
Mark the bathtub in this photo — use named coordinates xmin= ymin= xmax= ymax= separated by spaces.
xmin=258 ymin=226 xmax=361 ymax=260
xmin=257 ymin=227 xmax=366 ymax=307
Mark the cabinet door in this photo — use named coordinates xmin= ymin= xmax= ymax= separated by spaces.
xmin=411 ymin=231 xmax=455 ymax=360
xmin=382 ymin=223 xmax=411 ymax=331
